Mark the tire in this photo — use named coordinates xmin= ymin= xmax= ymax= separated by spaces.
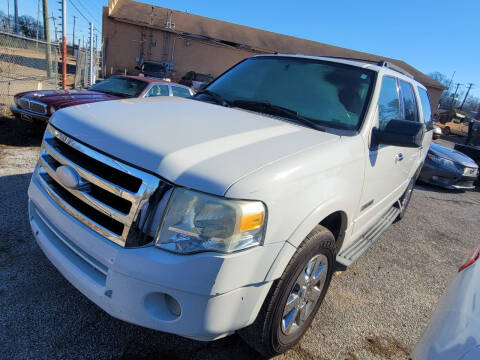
xmin=443 ymin=127 xmax=450 ymax=135
xmin=395 ymin=177 xmax=415 ymax=222
xmin=239 ymin=225 xmax=335 ymax=357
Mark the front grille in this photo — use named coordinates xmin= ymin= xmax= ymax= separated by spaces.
xmin=18 ymin=97 xmax=47 ymax=115
xmin=36 ymin=125 xmax=171 ymax=247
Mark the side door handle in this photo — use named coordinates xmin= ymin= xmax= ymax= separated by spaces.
xmin=395 ymin=153 xmax=404 ymax=163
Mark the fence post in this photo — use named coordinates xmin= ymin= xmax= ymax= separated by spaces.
xmin=61 ymin=0 xmax=67 ymax=90
xmin=89 ymin=22 xmax=94 ymax=86
xmin=43 ymin=0 xmax=52 ymax=78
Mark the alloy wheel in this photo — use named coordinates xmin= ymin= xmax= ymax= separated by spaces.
xmin=281 ymin=254 xmax=328 ymax=335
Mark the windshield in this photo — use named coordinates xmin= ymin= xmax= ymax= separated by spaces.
xmin=205 ymin=56 xmax=375 ymax=130
xmin=90 ymin=77 xmax=148 ymax=98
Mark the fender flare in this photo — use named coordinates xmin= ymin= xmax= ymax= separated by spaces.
xmin=264 ymin=198 xmax=350 ymax=282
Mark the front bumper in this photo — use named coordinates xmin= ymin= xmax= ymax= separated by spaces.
xmin=418 ymin=162 xmax=477 ymax=190
xmin=11 ymin=105 xmax=49 ymax=122
xmin=28 ymin=177 xmax=281 ymax=341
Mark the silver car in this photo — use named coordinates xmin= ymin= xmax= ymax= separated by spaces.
xmin=411 ymin=244 xmax=480 ymax=360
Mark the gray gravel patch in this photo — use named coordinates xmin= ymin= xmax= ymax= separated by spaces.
xmin=1 ymin=118 xmax=479 ymax=359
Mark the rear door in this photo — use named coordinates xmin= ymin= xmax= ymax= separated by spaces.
xmin=416 ymin=87 xmax=434 ymax=162
xmin=397 ymin=79 xmax=422 ymax=179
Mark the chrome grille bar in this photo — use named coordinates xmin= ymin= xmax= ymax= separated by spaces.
xmin=36 ymin=124 xmax=165 ymax=247
xmin=19 ymin=97 xmax=47 ymax=115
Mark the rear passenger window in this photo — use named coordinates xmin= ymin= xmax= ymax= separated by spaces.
xmin=146 ymin=84 xmax=169 ymax=97
xmin=399 ymin=80 xmax=418 ymax=122
xmin=417 ymin=88 xmax=433 ymax=130
xmin=171 ymin=86 xmax=191 ymax=98
xmin=378 ymin=76 xmax=401 ymax=130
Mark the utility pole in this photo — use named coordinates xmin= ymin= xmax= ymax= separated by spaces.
xmin=7 ymin=0 xmax=11 ymax=32
xmin=89 ymin=22 xmax=94 ymax=86
xmin=36 ymin=0 xmax=41 ymax=46
xmin=60 ymin=0 xmax=67 ymax=90
xmin=450 ymin=83 xmax=461 ymax=109
xmin=51 ymin=13 xmax=58 ymax=42
xmin=14 ymin=0 xmax=19 ymax=34
xmin=72 ymin=16 xmax=76 ymax=55
xmin=447 ymin=71 xmax=456 ymax=91
xmin=43 ymin=0 xmax=52 ymax=78
xmin=460 ymin=83 xmax=474 ymax=110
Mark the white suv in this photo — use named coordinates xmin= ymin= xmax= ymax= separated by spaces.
xmin=28 ymin=54 xmax=432 ymax=356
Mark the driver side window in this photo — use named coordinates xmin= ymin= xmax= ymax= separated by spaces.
xmin=378 ymin=76 xmax=401 ymax=130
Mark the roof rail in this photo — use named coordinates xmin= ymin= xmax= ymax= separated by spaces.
xmin=377 ymin=60 xmax=414 ymax=79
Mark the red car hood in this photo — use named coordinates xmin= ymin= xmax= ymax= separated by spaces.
xmin=16 ymin=89 xmax=119 ymax=110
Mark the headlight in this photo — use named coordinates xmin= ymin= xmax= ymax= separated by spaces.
xmin=49 ymin=106 xmax=56 ymax=114
xmin=14 ymin=96 xmax=20 ymax=106
xmin=155 ymin=188 xmax=266 ymax=254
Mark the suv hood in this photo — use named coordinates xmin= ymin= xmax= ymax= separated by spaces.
xmin=51 ymin=97 xmax=339 ymax=195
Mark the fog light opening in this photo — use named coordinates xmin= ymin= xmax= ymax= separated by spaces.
xmin=165 ymin=293 xmax=181 ymax=317
xmin=144 ymin=292 xmax=182 ymax=321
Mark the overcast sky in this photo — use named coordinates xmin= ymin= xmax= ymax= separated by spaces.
xmin=3 ymin=0 xmax=479 ymax=98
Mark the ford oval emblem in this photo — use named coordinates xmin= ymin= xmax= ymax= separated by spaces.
xmin=56 ymin=165 xmax=82 ymax=189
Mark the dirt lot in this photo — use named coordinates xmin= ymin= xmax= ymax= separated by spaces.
xmin=1 ymin=115 xmax=479 ymax=360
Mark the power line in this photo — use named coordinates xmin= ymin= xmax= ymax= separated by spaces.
xmin=68 ymin=0 xmax=100 ymax=30
xmin=75 ymin=0 xmax=102 ymax=27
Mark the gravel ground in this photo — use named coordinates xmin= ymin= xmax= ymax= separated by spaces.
xmin=1 ymin=115 xmax=479 ymax=360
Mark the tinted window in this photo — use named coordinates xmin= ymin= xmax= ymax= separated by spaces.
xmin=90 ymin=77 xmax=147 ymax=98
xmin=399 ymin=80 xmax=418 ymax=121
xmin=378 ymin=76 xmax=401 ymax=130
xmin=194 ymin=73 xmax=213 ymax=82
xmin=146 ymin=84 xmax=169 ymax=97
xmin=417 ymin=87 xmax=432 ymax=130
xmin=171 ymin=86 xmax=192 ymax=98
xmin=182 ymin=71 xmax=194 ymax=81
xmin=206 ymin=56 xmax=375 ymax=130
xmin=143 ymin=62 xmax=166 ymax=73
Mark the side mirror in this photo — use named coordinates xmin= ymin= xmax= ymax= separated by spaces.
xmin=372 ymin=120 xmax=424 ymax=148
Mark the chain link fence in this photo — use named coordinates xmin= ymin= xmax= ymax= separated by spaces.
xmin=74 ymin=48 xmax=99 ymax=89
xmin=0 ymin=31 xmax=59 ymax=116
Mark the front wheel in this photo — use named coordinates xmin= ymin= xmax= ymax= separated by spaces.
xmin=443 ymin=126 xmax=450 ymax=135
xmin=239 ymin=225 xmax=335 ymax=357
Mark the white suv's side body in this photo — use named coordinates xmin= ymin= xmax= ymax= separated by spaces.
xmin=28 ymin=55 xmax=432 ymax=355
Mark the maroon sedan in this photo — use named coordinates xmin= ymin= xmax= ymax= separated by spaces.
xmin=11 ymin=75 xmax=194 ymax=124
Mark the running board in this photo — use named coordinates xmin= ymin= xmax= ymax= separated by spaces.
xmin=336 ymin=204 xmax=400 ymax=266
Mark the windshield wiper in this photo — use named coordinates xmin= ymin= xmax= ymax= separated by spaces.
xmin=232 ymin=100 xmax=324 ymax=131
xmin=195 ymin=90 xmax=230 ymax=107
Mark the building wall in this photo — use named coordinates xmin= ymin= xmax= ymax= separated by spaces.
xmin=102 ymin=9 xmax=259 ymax=80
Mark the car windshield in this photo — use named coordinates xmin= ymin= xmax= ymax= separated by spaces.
xmin=90 ymin=77 xmax=148 ymax=98
xmin=205 ymin=56 xmax=375 ymax=130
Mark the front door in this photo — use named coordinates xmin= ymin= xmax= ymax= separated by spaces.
xmin=352 ymin=76 xmax=419 ymax=240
